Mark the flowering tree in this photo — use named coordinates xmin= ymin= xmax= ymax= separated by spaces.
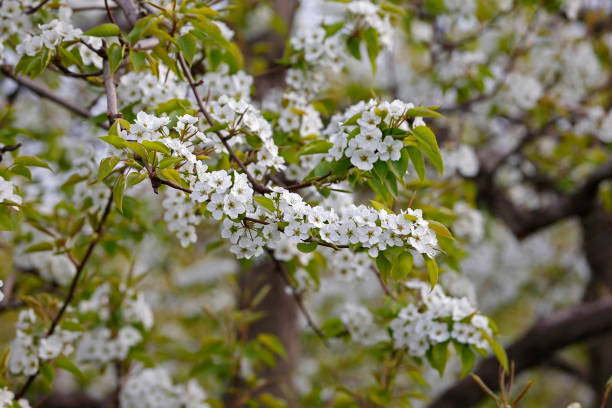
xmin=0 ymin=0 xmax=611 ymax=408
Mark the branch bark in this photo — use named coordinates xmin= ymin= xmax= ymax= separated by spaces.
xmin=429 ymin=300 xmax=612 ymax=408
xmin=1 ymin=65 xmax=108 ymax=129
xmin=474 ymin=160 xmax=612 ymax=239
xmin=114 ymin=0 xmax=140 ymax=26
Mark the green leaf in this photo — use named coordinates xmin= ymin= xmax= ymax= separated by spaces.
xmin=253 ymin=196 xmax=275 ymax=212
xmin=158 ymin=168 xmax=182 ymax=186
xmin=113 ymin=174 xmax=126 ymax=213
xmin=24 ymin=241 xmax=54 ymax=253
xmin=406 ymin=146 xmax=425 ymax=180
xmin=323 ymin=21 xmax=345 ymax=37
xmin=257 ymin=334 xmax=287 ymax=359
xmin=412 ymin=126 xmax=443 ymax=176
xmin=127 ymin=172 xmax=147 ymax=187
xmin=10 ymin=165 xmax=31 ymax=180
xmin=391 ymin=251 xmax=413 ymax=281
xmin=405 ymin=107 xmax=443 ymax=118
xmin=40 ymin=363 xmax=55 ymax=389
xmin=362 ymin=27 xmax=380 ymax=73
xmin=192 ymin=19 xmax=229 ymax=46
xmin=55 ymin=356 xmax=84 ymax=379
xmin=83 ymin=23 xmax=120 ymax=37
xmin=141 ymin=140 xmax=171 ymax=156
xmin=13 ymin=156 xmax=51 ymax=171
xmin=425 ymin=255 xmax=438 ymax=289
xmin=376 ymin=253 xmax=392 ymax=281
xmin=99 ymin=134 xmax=126 ymax=149
xmin=177 ymin=33 xmax=198 ymax=65
xmin=331 ymin=158 xmax=352 ymax=178
xmin=482 ymin=331 xmax=508 ymax=373
xmin=429 ymin=220 xmax=454 ymax=240
xmin=297 ymin=242 xmax=318 ymax=253
xmin=62 ymin=173 xmax=88 ymax=188
xmin=259 ymin=392 xmax=288 ymax=408
xmin=245 ymin=132 xmax=262 ymax=149
xmin=300 ymin=140 xmax=333 ymax=155
xmin=426 ymin=342 xmax=449 ymax=376
xmin=458 ymin=344 xmax=476 ymax=378
xmin=107 ymin=43 xmax=125 ymax=74
xmin=373 ymin=160 xmax=388 ymax=181
xmin=97 ymin=156 xmax=120 ymax=181
xmin=347 ymin=36 xmax=361 ymax=60
xmin=124 ymin=141 xmax=149 ymax=162
xmin=127 ymin=15 xmax=157 ymax=45
xmin=60 ymin=321 xmax=85 ymax=332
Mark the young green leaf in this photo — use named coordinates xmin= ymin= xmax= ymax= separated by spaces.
xmin=84 ymin=23 xmax=120 ymax=37
xmin=113 ymin=174 xmax=126 ymax=213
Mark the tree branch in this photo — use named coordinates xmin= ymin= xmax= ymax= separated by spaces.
xmin=474 ymin=160 xmax=612 ymax=239
xmin=15 ymin=186 xmax=115 ymax=399
xmin=429 ymin=300 xmax=612 ymax=408
xmin=114 ymin=0 xmax=141 ymax=26
xmin=0 ymin=65 xmax=108 ymax=130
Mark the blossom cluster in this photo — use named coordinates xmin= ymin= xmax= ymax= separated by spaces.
xmin=16 ymin=20 xmax=81 ymax=56
xmin=8 ymin=284 xmax=153 ymax=376
xmin=327 ymin=99 xmax=416 ymax=171
xmin=0 ymin=387 xmax=30 ymax=408
xmin=390 ymin=280 xmax=492 ymax=356
xmin=120 ymin=366 xmax=211 ymax=408
xmin=0 ymin=176 xmax=22 ymax=208
xmin=18 ymin=250 xmax=76 ymax=286
xmin=119 ymin=69 xmax=185 ymax=111
xmin=340 ymin=304 xmax=387 ymax=346
xmin=0 ymin=0 xmax=31 ymax=55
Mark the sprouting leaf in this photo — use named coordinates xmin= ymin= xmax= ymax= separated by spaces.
xmin=300 ymin=140 xmax=333 ymax=156
xmin=83 ymin=23 xmax=120 ymax=37
xmin=97 ymin=156 xmax=120 ymax=182
xmin=177 ymin=33 xmax=198 ymax=65
xmin=406 ymin=146 xmax=425 ymax=180
xmin=24 ymin=241 xmax=54 ymax=253
xmin=429 ymin=220 xmax=454 ymax=240
xmin=412 ymin=126 xmax=443 ymax=176
xmin=108 ymin=43 xmax=125 ymax=74
xmin=254 ymin=196 xmax=275 ymax=212
xmin=297 ymin=242 xmax=318 ymax=253
xmin=405 ymin=107 xmax=443 ymax=118
xmin=113 ymin=174 xmax=126 ymax=213
xmin=13 ymin=156 xmax=52 ymax=171
xmin=257 ymin=334 xmax=287 ymax=359
xmin=425 ymin=255 xmax=438 ymax=289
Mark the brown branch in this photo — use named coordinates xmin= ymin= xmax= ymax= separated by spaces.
xmin=103 ymin=58 xmax=120 ymax=125
xmin=25 ymin=0 xmax=51 ymax=14
xmin=474 ymin=160 xmax=612 ymax=239
xmin=114 ymin=0 xmax=141 ymax=26
xmin=429 ymin=299 xmax=612 ymax=408
xmin=15 ymin=186 xmax=115 ymax=399
xmin=267 ymin=250 xmax=329 ymax=345
xmin=0 ymin=65 xmax=109 ymax=130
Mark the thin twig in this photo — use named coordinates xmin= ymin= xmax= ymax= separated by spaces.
xmin=177 ymin=54 xmax=271 ymax=194
xmin=25 ymin=0 xmax=51 ymax=14
xmin=370 ymin=265 xmax=398 ymax=301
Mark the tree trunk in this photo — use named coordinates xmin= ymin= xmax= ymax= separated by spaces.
xmin=582 ymin=205 xmax=612 ymax=407
xmin=225 ymin=2 xmax=300 ymax=405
